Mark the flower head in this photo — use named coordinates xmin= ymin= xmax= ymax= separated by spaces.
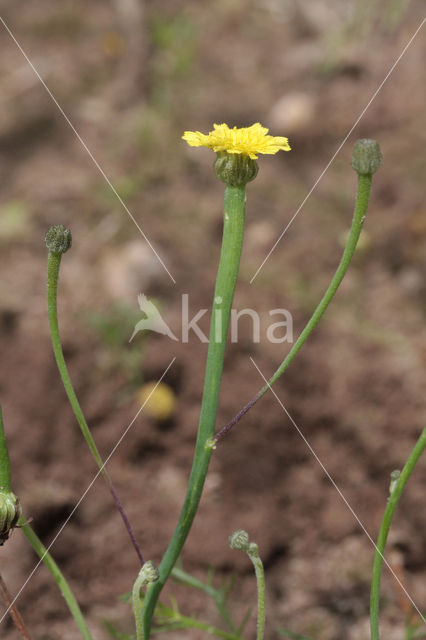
xmin=0 ymin=490 xmax=21 ymax=545
xmin=183 ymin=123 xmax=290 ymax=160
xmin=229 ymin=529 xmax=250 ymax=551
xmin=45 ymin=225 xmax=72 ymax=254
xmin=351 ymin=139 xmax=382 ymax=176
xmin=138 ymin=560 xmax=160 ymax=586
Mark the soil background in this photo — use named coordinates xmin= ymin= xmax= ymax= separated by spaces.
xmin=0 ymin=2 xmax=425 ymax=639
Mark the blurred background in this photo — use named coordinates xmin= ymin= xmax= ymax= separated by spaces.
xmin=0 ymin=1 xmax=425 ymax=638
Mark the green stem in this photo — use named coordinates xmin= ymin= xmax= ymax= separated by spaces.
xmin=247 ymin=544 xmax=265 ymax=640
xmin=370 ymin=427 xmax=426 ymax=640
xmin=133 ymin=573 xmax=145 ymax=640
xmin=141 ymin=185 xmax=247 ymax=637
xmin=19 ymin=517 xmax=93 ymax=640
xmin=47 ymin=251 xmax=144 ymax=565
xmin=214 ymin=172 xmax=373 ymax=442
xmin=47 ymin=253 xmax=105 ymax=473
xmin=0 ymin=406 xmax=11 ymax=492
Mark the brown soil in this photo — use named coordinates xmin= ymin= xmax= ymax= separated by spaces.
xmin=0 ymin=2 xmax=425 ymax=639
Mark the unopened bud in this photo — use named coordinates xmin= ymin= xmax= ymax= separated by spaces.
xmin=229 ymin=529 xmax=250 ymax=551
xmin=351 ymin=139 xmax=382 ymax=175
xmin=0 ymin=491 xmax=21 ymax=545
xmin=215 ymin=152 xmax=258 ymax=187
xmin=45 ymin=225 xmax=72 ymax=254
xmin=139 ymin=560 xmax=160 ymax=586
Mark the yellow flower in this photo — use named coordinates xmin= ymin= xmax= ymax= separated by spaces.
xmin=182 ymin=123 xmax=290 ymax=160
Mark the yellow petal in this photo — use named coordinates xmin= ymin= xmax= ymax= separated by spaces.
xmin=183 ymin=122 xmax=291 ymax=158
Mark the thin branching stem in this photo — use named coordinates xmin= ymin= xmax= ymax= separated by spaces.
xmin=214 ymin=173 xmax=373 ymax=442
xmin=370 ymin=427 xmax=426 ymax=640
xmin=47 ymin=250 xmax=144 ymax=565
xmin=20 ymin=518 xmax=93 ymax=640
xmin=247 ymin=544 xmax=265 ymax=640
xmin=133 ymin=571 xmax=145 ymax=640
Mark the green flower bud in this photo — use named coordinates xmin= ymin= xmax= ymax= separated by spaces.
xmin=138 ymin=560 xmax=160 ymax=586
xmin=45 ymin=225 xmax=72 ymax=254
xmin=215 ymin=152 xmax=258 ymax=187
xmin=351 ymin=139 xmax=382 ymax=175
xmin=229 ymin=529 xmax=250 ymax=551
xmin=0 ymin=490 xmax=21 ymax=545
